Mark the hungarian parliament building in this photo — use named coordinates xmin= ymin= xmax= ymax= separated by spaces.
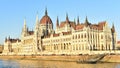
xmin=3 ymin=9 xmax=117 ymax=55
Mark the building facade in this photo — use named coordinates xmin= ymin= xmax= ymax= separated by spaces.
xmin=116 ymin=41 xmax=120 ymax=50
xmin=3 ymin=9 xmax=117 ymax=55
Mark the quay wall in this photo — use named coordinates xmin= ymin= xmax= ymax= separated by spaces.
xmin=0 ymin=55 xmax=120 ymax=62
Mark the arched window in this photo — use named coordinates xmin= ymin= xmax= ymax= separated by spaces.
xmin=84 ymin=34 xmax=86 ymax=38
xmin=78 ymin=34 xmax=80 ymax=39
xmin=102 ymin=44 xmax=104 ymax=50
xmin=73 ymin=36 xmax=74 ymax=39
xmin=88 ymin=34 xmax=89 ymax=39
xmin=91 ymin=34 xmax=92 ymax=39
xmin=76 ymin=35 xmax=77 ymax=39
xmin=81 ymin=34 xmax=83 ymax=38
xmin=101 ymin=35 xmax=103 ymax=39
xmin=109 ymin=45 xmax=110 ymax=50
xmin=64 ymin=43 xmax=66 ymax=50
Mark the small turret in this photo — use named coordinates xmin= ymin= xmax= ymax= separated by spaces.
xmin=84 ymin=16 xmax=90 ymax=27
xmin=8 ymin=36 xmax=10 ymax=40
xmin=35 ymin=12 xmax=39 ymax=31
xmin=111 ymin=23 xmax=115 ymax=33
xmin=7 ymin=36 xmax=11 ymax=42
xmin=111 ymin=23 xmax=115 ymax=50
xmin=45 ymin=8 xmax=48 ymax=16
xmin=23 ymin=18 xmax=27 ymax=32
xmin=5 ymin=37 xmax=7 ymax=42
xmin=22 ymin=18 xmax=28 ymax=36
xmin=74 ymin=18 xmax=76 ymax=25
xmin=77 ymin=16 xmax=80 ymax=25
xmin=66 ymin=13 xmax=69 ymax=24
xmin=56 ymin=16 xmax=59 ymax=27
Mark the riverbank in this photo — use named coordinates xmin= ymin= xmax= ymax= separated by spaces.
xmin=0 ymin=55 xmax=120 ymax=63
xmin=0 ymin=55 xmax=86 ymax=62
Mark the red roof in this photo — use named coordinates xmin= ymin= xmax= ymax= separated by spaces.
xmin=117 ymin=41 xmax=120 ymax=44
xmin=59 ymin=21 xmax=66 ymax=27
xmin=28 ymin=31 xmax=34 ymax=35
xmin=53 ymin=34 xmax=59 ymax=37
xmin=6 ymin=38 xmax=21 ymax=43
xmin=98 ymin=21 xmax=106 ymax=30
xmin=75 ymin=24 xmax=84 ymax=30
xmin=40 ymin=15 xmax=52 ymax=25
xmin=59 ymin=21 xmax=76 ymax=29
xmin=62 ymin=31 xmax=71 ymax=35
xmin=77 ymin=20 xmax=106 ymax=30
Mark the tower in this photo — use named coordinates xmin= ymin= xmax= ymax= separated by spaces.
xmin=77 ymin=16 xmax=80 ymax=25
xmin=111 ymin=23 xmax=116 ymax=50
xmin=84 ymin=16 xmax=89 ymax=27
xmin=21 ymin=18 xmax=28 ymax=37
xmin=34 ymin=13 xmax=43 ymax=52
xmin=56 ymin=16 xmax=59 ymax=28
xmin=66 ymin=13 xmax=69 ymax=24
xmin=40 ymin=8 xmax=53 ymax=36
xmin=74 ymin=18 xmax=76 ymax=25
xmin=45 ymin=8 xmax=48 ymax=16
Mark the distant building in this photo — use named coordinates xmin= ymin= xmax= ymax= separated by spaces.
xmin=0 ymin=45 xmax=3 ymax=53
xmin=3 ymin=9 xmax=117 ymax=55
xmin=116 ymin=41 xmax=120 ymax=50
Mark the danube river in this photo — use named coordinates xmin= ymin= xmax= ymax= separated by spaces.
xmin=0 ymin=59 xmax=120 ymax=68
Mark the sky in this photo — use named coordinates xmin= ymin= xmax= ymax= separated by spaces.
xmin=0 ymin=0 xmax=120 ymax=44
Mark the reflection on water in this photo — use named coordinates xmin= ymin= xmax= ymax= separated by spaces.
xmin=0 ymin=59 xmax=120 ymax=68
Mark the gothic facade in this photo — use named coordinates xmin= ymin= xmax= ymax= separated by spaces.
xmin=3 ymin=9 xmax=117 ymax=55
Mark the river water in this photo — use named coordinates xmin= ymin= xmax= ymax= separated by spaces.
xmin=0 ymin=59 xmax=120 ymax=68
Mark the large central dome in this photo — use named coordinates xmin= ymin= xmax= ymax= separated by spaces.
xmin=40 ymin=9 xmax=52 ymax=25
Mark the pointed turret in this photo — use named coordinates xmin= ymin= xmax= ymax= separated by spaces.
xmin=111 ymin=23 xmax=115 ymax=33
xmin=5 ymin=37 xmax=7 ymax=42
xmin=8 ymin=36 xmax=10 ymax=41
xmin=56 ymin=16 xmax=59 ymax=27
xmin=111 ymin=23 xmax=115 ymax=50
xmin=35 ymin=12 xmax=39 ymax=30
xmin=23 ymin=18 xmax=27 ymax=31
xmin=45 ymin=8 xmax=48 ymax=16
xmin=22 ymin=18 xmax=27 ymax=36
xmin=66 ymin=13 xmax=69 ymax=23
xmin=77 ymin=16 xmax=80 ymax=25
xmin=27 ymin=27 xmax=29 ymax=32
xmin=74 ymin=18 xmax=76 ymax=25
xmin=84 ymin=16 xmax=89 ymax=27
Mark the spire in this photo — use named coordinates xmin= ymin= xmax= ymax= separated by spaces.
xmin=111 ymin=23 xmax=115 ymax=33
xmin=22 ymin=18 xmax=27 ymax=33
xmin=36 ymin=11 xmax=39 ymax=22
xmin=27 ymin=27 xmax=29 ymax=32
xmin=45 ymin=8 xmax=48 ymax=16
xmin=85 ymin=16 xmax=89 ymax=27
xmin=85 ymin=16 xmax=89 ymax=23
xmin=21 ymin=18 xmax=28 ymax=36
xmin=5 ymin=37 xmax=7 ymax=42
xmin=74 ymin=18 xmax=76 ymax=25
xmin=23 ymin=18 xmax=27 ymax=30
xmin=8 ymin=36 xmax=10 ymax=40
xmin=35 ymin=12 xmax=39 ymax=29
xmin=24 ymin=18 xmax=26 ymax=27
xmin=56 ymin=16 xmax=59 ymax=27
xmin=77 ymin=16 xmax=80 ymax=25
xmin=66 ymin=13 xmax=69 ymax=23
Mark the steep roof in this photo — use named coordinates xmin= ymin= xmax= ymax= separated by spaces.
xmin=40 ymin=9 xmax=53 ymax=25
xmin=28 ymin=31 xmax=34 ymax=35
xmin=59 ymin=21 xmax=76 ymax=29
xmin=6 ymin=38 xmax=21 ymax=43
xmin=75 ymin=24 xmax=84 ymax=30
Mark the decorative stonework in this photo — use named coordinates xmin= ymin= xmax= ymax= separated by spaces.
xmin=3 ymin=9 xmax=117 ymax=55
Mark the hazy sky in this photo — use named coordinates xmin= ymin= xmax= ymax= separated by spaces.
xmin=0 ymin=0 xmax=120 ymax=44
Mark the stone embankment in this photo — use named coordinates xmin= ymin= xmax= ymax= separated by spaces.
xmin=0 ymin=55 xmax=120 ymax=63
